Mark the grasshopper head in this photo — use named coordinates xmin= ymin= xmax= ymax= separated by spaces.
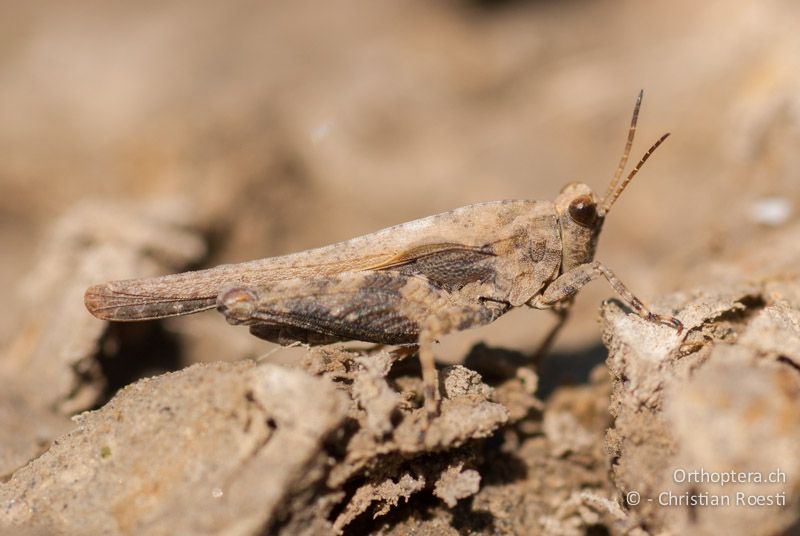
xmin=555 ymin=182 xmax=603 ymax=273
xmin=554 ymin=91 xmax=669 ymax=274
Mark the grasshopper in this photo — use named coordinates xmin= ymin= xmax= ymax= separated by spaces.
xmin=85 ymin=91 xmax=682 ymax=421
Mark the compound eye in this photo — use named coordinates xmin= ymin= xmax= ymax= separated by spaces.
xmin=568 ymin=195 xmax=597 ymax=227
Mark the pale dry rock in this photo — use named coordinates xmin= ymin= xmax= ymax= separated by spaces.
xmin=603 ymin=273 xmax=800 ymax=535
xmin=352 ymin=352 xmax=402 ymax=438
xmin=433 ymin=462 xmax=481 ymax=507
xmin=333 ymin=472 xmax=426 ymax=532
xmin=540 ymin=491 xmax=627 ymax=536
xmin=298 ymin=348 xmax=509 ymax=532
xmin=542 ymin=410 xmax=596 ymax=458
xmin=738 ymin=303 xmax=800 ymax=366
xmin=664 ymin=353 xmax=800 ymax=535
xmin=0 ymin=361 xmax=348 ymax=536
xmin=2 ymin=198 xmax=205 ymax=413
xmin=441 ymin=365 xmax=494 ymax=399
xmin=0 ymin=199 xmax=206 ymax=478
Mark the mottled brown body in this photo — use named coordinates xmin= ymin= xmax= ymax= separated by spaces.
xmin=85 ymin=92 xmax=682 ymax=422
xmin=86 ymin=200 xmax=559 ymax=326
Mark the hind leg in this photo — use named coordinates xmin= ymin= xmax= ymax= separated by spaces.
xmin=215 ymin=272 xmax=509 ymax=424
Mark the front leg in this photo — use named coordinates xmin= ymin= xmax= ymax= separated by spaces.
xmin=530 ymin=261 xmax=683 ymax=332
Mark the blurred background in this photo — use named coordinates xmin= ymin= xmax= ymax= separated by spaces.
xmin=2 ymin=0 xmax=799 ymax=378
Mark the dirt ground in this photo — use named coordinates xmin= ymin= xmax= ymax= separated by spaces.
xmin=1 ymin=1 xmax=800 ymax=535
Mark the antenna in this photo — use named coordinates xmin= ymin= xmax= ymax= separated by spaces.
xmin=601 ymin=132 xmax=670 ymax=214
xmin=601 ymin=90 xmax=643 ymax=213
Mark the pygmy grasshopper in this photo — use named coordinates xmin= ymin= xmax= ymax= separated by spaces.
xmin=85 ymin=91 xmax=682 ymax=421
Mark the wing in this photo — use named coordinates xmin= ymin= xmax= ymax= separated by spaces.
xmin=365 ymin=243 xmax=499 ymax=292
xmin=84 ymin=286 xmax=218 ymax=321
xmin=85 ymin=199 xmax=553 ymax=321
xmin=84 ymin=242 xmax=500 ymax=321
